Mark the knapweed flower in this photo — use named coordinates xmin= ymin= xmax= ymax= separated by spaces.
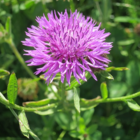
xmin=22 ymin=10 xmax=112 ymax=85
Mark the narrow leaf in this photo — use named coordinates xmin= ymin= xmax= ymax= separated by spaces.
xmin=34 ymin=109 xmax=54 ymax=116
xmin=113 ymin=67 xmax=129 ymax=71
xmin=24 ymin=0 xmax=35 ymax=9
xmin=100 ymin=71 xmax=114 ymax=80
xmin=106 ymin=67 xmax=129 ymax=72
xmin=100 ymin=82 xmax=108 ymax=99
xmin=118 ymin=39 xmax=134 ymax=45
xmin=40 ymin=73 xmax=61 ymax=80
xmin=66 ymin=72 xmax=91 ymax=90
xmin=69 ymin=130 xmax=83 ymax=139
xmin=86 ymin=124 xmax=98 ymax=134
xmin=115 ymin=16 xmax=140 ymax=23
xmin=125 ymin=99 xmax=140 ymax=112
xmin=80 ymin=97 xmax=99 ymax=111
xmin=0 ymin=69 xmax=10 ymax=79
xmin=23 ymin=99 xmax=57 ymax=107
xmin=101 ymin=0 xmax=112 ymax=23
xmin=7 ymin=72 xmax=18 ymax=104
xmin=70 ymin=0 xmax=75 ymax=12
xmin=83 ymin=108 xmax=94 ymax=125
xmin=5 ymin=17 xmax=11 ymax=37
xmin=73 ymin=87 xmax=80 ymax=113
xmin=0 ymin=24 xmax=5 ymax=33
xmin=18 ymin=110 xmax=30 ymax=138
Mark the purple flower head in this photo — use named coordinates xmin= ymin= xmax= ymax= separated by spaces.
xmin=22 ymin=10 xmax=112 ymax=85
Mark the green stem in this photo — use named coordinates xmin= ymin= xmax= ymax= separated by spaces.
xmin=81 ymin=91 xmax=140 ymax=106
xmin=9 ymin=107 xmax=19 ymax=120
xmin=1 ymin=90 xmax=140 ymax=113
xmin=8 ymin=39 xmax=35 ymax=78
xmin=50 ymin=85 xmax=61 ymax=100
xmin=61 ymin=81 xmax=65 ymax=96
xmin=0 ymin=92 xmax=56 ymax=112
xmin=58 ymin=79 xmax=66 ymax=99
xmin=7 ymin=38 xmax=45 ymax=91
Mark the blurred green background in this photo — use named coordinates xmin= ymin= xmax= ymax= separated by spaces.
xmin=1 ymin=0 xmax=140 ymax=140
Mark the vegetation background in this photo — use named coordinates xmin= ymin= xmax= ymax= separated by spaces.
xmin=0 ymin=0 xmax=140 ymax=140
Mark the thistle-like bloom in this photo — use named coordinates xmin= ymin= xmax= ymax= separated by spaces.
xmin=22 ymin=10 xmax=112 ymax=85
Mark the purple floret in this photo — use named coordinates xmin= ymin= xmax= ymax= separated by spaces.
xmin=22 ymin=10 xmax=112 ymax=85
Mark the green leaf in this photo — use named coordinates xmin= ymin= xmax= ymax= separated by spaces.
xmin=100 ymin=71 xmax=114 ymax=80
xmin=114 ymin=16 xmax=140 ymax=23
xmin=55 ymin=112 xmax=77 ymax=130
xmin=109 ymin=82 xmax=127 ymax=98
xmin=7 ymin=72 xmax=18 ymax=104
xmin=20 ymin=1 xmax=35 ymax=10
xmin=73 ymin=87 xmax=80 ymax=113
xmin=86 ymin=124 xmax=98 ymax=134
xmin=125 ymin=99 xmax=140 ymax=112
xmin=0 ymin=54 xmax=15 ymax=69
xmin=69 ymin=130 xmax=83 ymax=139
xmin=82 ymin=108 xmax=94 ymax=125
xmin=80 ymin=98 xmax=99 ymax=111
xmin=0 ymin=23 xmax=6 ymax=43
xmin=34 ymin=109 xmax=54 ymax=116
xmin=90 ymin=130 xmax=102 ymax=139
xmin=97 ymin=115 xmax=117 ymax=126
xmin=23 ymin=2 xmax=45 ymax=21
xmin=126 ymin=61 xmax=140 ymax=86
xmin=40 ymin=73 xmax=61 ymax=80
xmin=0 ymin=69 xmax=10 ymax=78
xmin=100 ymin=0 xmax=112 ymax=23
xmin=113 ymin=2 xmax=135 ymax=8
xmin=66 ymin=72 xmax=91 ymax=90
xmin=70 ymin=0 xmax=75 ymax=12
xmin=5 ymin=17 xmax=11 ymax=37
xmin=118 ymin=39 xmax=134 ymax=45
xmin=0 ymin=24 xmax=5 ymax=33
xmin=69 ymin=118 xmax=86 ymax=138
xmin=100 ymin=82 xmax=108 ymax=99
xmin=78 ymin=117 xmax=86 ymax=133
xmin=17 ymin=109 xmax=40 ymax=140
xmin=23 ymin=98 xmax=57 ymax=107
xmin=106 ymin=67 xmax=129 ymax=72
xmin=18 ymin=110 xmax=30 ymax=138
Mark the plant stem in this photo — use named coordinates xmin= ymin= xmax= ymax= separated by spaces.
xmin=7 ymin=38 xmax=45 ymax=91
xmin=50 ymin=85 xmax=61 ymax=100
xmin=8 ymin=39 xmax=35 ymax=78
xmin=1 ymin=91 xmax=140 ymax=112
xmin=61 ymin=80 xmax=66 ymax=97
xmin=0 ymin=92 xmax=56 ymax=112
xmin=81 ymin=91 xmax=140 ymax=106
xmin=9 ymin=107 xmax=19 ymax=120
xmin=58 ymin=79 xmax=66 ymax=99
xmin=10 ymin=103 xmax=56 ymax=112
